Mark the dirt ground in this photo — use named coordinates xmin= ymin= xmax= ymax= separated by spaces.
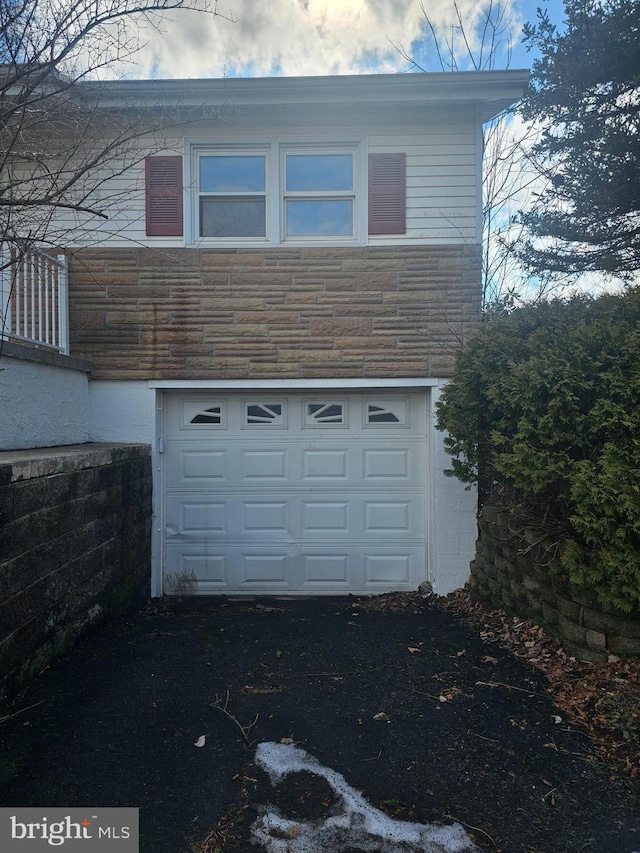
xmin=0 ymin=593 xmax=638 ymax=853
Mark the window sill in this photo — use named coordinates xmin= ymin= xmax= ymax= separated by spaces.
xmin=187 ymin=238 xmax=364 ymax=250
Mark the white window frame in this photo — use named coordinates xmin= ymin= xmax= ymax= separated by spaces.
xmin=188 ymin=140 xmax=364 ymax=246
xmin=281 ymin=145 xmax=358 ymax=243
xmin=193 ymin=145 xmax=270 ymax=242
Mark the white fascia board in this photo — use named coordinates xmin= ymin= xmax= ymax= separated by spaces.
xmin=85 ymin=70 xmax=529 ymax=113
xmin=148 ymin=377 xmax=440 ymax=390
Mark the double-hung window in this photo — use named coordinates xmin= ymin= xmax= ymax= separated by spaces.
xmin=192 ymin=143 xmax=366 ymax=242
xmin=198 ymin=152 xmax=267 ymax=239
xmin=283 ymin=150 xmax=355 ymax=239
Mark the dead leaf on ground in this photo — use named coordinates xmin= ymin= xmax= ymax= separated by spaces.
xmin=440 ymin=687 xmax=463 ymax=701
xmin=373 ymin=712 xmax=390 ymax=722
xmin=408 ymin=647 xmax=421 ymax=654
xmin=480 ymin=655 xmax=499 ymax=665
xmin=280 ymin=737 xmax=294 ymax=745
xmin=436 ymin=588 xmax=640 ymax=780
xmin=194 ymin=735 xmax=206 ymax=747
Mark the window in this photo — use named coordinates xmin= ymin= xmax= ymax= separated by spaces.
xmin=198 ymin=153 xmax=266 ymax=238
xmin=180 ymin=400 xmax=227 ymax=429
xmin=182 ymin=143 xmax=406 ymax=243
xmin=364 ymin=399 xmax=409 ymax=427
xmin=304 ymin=401 xmax=346 ymax=427
xmin=284 ymin=152 xmax=354 ymax=238
xmin=190 ymin=406 xmax=223 ymax=424
xmin=244 ymin=401 xmax=286 ymax=428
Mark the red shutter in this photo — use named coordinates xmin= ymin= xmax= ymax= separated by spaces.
xmin=145 ymin=156 xmax=183 ymax=237
xmin=368 ymin=153 xmax=406 ymax=235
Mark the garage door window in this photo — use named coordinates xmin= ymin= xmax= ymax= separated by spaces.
xmin=304 ymin=401 xmax=346 ymax=427
xmin=181 ymin=401 xmax=227 ymax=429
xmin=244 ymin=401 xmax=286 ymax=427
xmin=190 ymin=406 xmax=223 ymax=425
xmin=365 ymin=399 xmax=408 ymax=427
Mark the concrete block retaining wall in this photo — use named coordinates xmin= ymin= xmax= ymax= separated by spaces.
xmin=472 ymin=506 xmax=640 ymax=662
xmin=0 ymin=444 xmax=152 ymax=701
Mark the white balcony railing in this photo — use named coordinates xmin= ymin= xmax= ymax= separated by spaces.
xmin=0 ymin=243 xmax=69 ymax=355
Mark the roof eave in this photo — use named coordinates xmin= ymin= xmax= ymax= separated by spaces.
xmin=80 ymin=69 xmax=529 ymax=115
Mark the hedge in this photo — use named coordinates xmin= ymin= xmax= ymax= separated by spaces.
xmin=436 ymin=289 xmax=640 ymax=613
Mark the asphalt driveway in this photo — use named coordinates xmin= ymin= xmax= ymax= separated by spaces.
xmin=0 ymin=595 xmax=638 ymax=852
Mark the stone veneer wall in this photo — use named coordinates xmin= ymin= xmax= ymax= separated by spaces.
xmin=472 ymin=506 xmax=640 ymax=662
xmin=68 ymin=245 xmax=481 ymax=380
xmin=0 ymin=444 xmax=152 ymax=701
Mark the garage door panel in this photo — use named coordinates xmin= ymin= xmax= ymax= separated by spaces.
xmin=167 ymin=496 xmax=291 ymax=539
xmin=240 ymin=449 xmax=289 ymax=481
xmin=302 ymin=501 xmax=349 ymax=533
xmin=302 ymin=554 xmax=350 ymax=584
xmin=168 ymin=543 xmax=421 ymax=592
xmin=365 ymin=501 xmax=411 ymax=532
xmin=167 ymin=546 xmax=294 ymax=590
xmin=178 ymin=553 xmax=228 ymax=584
xmin=364 ymin=553 xmax=415 ymax=584
xmin=242 ymin=553 xmax=290 ymax=584
xmin=301 ymin=449 xmax=349 ymax=479
xmin=241 ymin=501 xmax=289 ymax=534
xmin=166 ymin=497 xmax=229 ymax=537
xmin=167 ymin=444 xmax=424 ymax=490
xmin=363 ymin=448 xmax=412 ymax=480
xmin=168 ymin=449 xmax=228 ymax=487
xmin=180 ymin=501 xmax=228 ymax=533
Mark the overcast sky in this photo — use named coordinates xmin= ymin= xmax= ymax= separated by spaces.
xmin=130 ymin=0 xmax=567 ymax=80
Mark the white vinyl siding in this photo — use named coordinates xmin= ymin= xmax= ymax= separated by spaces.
xmin=33 ymin=134 xmax=183 ymax=249
xmin=368 ymin=121 xmax=477 ymax=244
xmin=53 ymin=120 xmax=478 ymax=248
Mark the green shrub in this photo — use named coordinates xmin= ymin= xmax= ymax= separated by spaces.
xmin=436 ymin=289 xmax=640 ymax=612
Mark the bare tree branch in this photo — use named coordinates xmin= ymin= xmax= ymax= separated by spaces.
xmin=0 ymin=1 xmax=229 ymax=254
xmin=392 ymin=1 xmax=543 ymax=308
xmin=0 ymin=0 xmax=234 ymax=361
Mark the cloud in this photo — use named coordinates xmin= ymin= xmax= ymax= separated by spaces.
xmin=125 ymin=0 xmax=523 ymax=79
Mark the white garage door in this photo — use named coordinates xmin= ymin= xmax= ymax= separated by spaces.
xmin=163 ymin=392 xmax=427 ymax=594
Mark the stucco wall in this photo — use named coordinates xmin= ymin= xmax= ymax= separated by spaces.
xmin=0 ymin=343 xmax=91 ymax=451
xmin=429 ymin=382 xmax=477 ymax=596
xmin=89 ymin=381 xmax=156 ymax=444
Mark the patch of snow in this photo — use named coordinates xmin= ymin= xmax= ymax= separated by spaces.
xmin=252 ymin=742 xmax=480 ymax=853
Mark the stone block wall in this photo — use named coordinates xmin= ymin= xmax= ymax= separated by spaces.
xmin=472 ymin=505 xmax=640 ymax=662
xmin=0 ymin=444 xmax=152 ymax=701
xmin=68 ymin=245 xmax=482 ymax=380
